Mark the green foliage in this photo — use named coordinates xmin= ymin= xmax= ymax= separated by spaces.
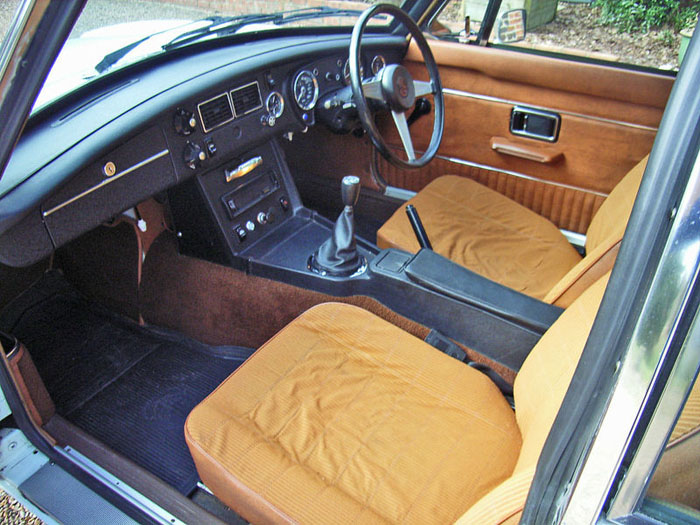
xmin=595 ymin=0 xmax=699 ymax=32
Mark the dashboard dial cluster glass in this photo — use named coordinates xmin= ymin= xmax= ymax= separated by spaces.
xmin=266 ymin=91 xmax=285 ymax=118
xmin=343 ymin=59 xmax=364 ymax=85
xmin=371 ymin=55 xmax=386 ymax=76
xmin=293 ymin=70 xmax=319 ymax=111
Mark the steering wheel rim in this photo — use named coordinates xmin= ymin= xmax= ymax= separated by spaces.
xmin=350 ymin=4 xmax=444 ymax=169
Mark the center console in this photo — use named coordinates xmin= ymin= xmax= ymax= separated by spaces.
xmin=169 ymin=138 xmax=563 ymax=373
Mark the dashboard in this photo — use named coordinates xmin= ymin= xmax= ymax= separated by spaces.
xmin=0 ymin=34 xmax=405 ymax=267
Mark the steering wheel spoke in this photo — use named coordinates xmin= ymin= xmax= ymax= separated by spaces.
xmin=392 ymin=110 xmax=416 ymax=161
xmin=413 ymin=80 xmax=434 ymax=97
xmin=362 ymin=78 xmax=384 ymax=101
xmin=350 ymin=4 xmax=443 ymax=169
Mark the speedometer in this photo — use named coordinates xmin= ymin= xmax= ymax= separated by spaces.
xmin=293 ymin=70 xmax=319 ymax=111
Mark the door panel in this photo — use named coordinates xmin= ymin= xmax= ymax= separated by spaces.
xmin=376 ymin=39 xmax=673 ymax=233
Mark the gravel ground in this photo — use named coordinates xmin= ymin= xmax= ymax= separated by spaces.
xmin=0 ymin=490 xmax=43 ymax=525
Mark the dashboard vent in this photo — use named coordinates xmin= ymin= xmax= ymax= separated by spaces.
xmin=197 ymin=93 xmax=233 ymax=132
xmin=231 ymin=82 xmax=262 ymax=116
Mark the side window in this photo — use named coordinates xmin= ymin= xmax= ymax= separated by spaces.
xmin=430 ymin=0 xmax=698 ymax=71
xmin=642 ymin=374 xmax=700 ymax=517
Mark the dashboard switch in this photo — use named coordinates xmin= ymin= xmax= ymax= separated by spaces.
xmin=245 ymin=220 xmax=256 ymax=232
xmin=279 ymin=196 xmax=290 ymax=211
xmin=257 ymin=211 xmax=268 ymax=225
xmin=234 ymin=225 xmax=247 ymax=242
xmin=173 ymin=108 xmax=197 ymax=136
xmin=183 ymin=141 xmax=204 ymax=170
xmin=205 ymin=138 xmax=217 ymax=157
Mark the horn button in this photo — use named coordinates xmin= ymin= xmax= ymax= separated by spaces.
xmin=380 ymin=64 xmax=416 ymax=112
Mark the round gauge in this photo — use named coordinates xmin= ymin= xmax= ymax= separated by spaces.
xmin=343 ymin=58 xmax=364 ymax=85
xmin=293 ymin=70 xmax=319 ymax=111
xmin=371 ymin=55 xmax=386 ymax=76
xmin=266 ymin=91 xmax=284 ymax=118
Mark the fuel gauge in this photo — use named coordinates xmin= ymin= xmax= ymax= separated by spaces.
xmin=266 ymin=91 xmax=285 ymax=118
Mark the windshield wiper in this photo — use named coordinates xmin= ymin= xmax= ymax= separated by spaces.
xmin=161 ymin=6 xmax=365 ymax=52
xmin=95 ymin=7 xmax=367 ymax=76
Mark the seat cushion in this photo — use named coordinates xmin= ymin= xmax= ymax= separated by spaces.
xmin=377 ymin=176 xmax=582 ymax=300
xmin=186 ymin=303 xmax=521 ymax=524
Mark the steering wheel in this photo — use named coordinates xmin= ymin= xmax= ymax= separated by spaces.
xmin=350 ymin=4 xmax=444 ymax=169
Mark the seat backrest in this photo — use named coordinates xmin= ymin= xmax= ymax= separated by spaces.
xmin=456 ymin=273 xmax=609 ymax=524
xmin=544 ymin=157 xmax=648 ymax=307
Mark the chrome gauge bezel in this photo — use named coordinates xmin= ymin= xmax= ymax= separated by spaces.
xmin=343 ymin=58 xmax=364 ymax=85
xmin=266 ymin=91 xmax=285 ymax=118
xmin=371 ymin=55 xmax=386 ymax=75
xmin=293 ymin=70 xmax=319 ymax=111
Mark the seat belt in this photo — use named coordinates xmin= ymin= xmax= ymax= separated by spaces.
xmin=424 ymin=329 xmax=514 ymax=402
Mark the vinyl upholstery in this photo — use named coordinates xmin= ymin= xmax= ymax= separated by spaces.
xmin=377 ymin=157 xmax=647 ymax=304
xmin=186 ymin=275 xmax=610 ymax=524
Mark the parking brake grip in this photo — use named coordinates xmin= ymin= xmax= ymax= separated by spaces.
xmin=405 ymin=204 xmax=432 ymax=250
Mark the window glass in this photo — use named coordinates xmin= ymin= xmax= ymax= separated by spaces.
xmin=0 ymin=1 xmax=23 ymax=42
xmin=431 ymin=0 xmax=698 ymax=71
xmin=642 ymin=374 xmax=700 ymax=518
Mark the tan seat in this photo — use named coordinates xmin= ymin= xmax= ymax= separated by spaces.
xmin=377 ymin=157 xmax=647 ymax=306
xmin=185 ymin=275 xmax=610 ymax=524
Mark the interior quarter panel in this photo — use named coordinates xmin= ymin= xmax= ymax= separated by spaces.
xmin=377 ymin=39 xmax=674 ymax=233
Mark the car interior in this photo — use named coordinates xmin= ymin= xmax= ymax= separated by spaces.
xmin=0 ymin=1 xmax=698 ymax=523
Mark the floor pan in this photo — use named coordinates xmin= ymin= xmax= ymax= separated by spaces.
xmin=0 ymin=270 xmax=254 ymax=495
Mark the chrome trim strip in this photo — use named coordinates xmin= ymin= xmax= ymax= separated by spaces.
xmin=384 ymin=185 xmax=417 ymax=201
xmin=436 ymin=154 xmax=610 ymax=197
xmin=608 ymin=304 xmax=700 ymax=518
xmin=230 ymin=80 xmax=263 ymax=116
xmin=42 ymin=149 xmax=170 ymax=218
xmin=561 ymin=149 xmax=700 ymax=523
xmin=0 ymin=1 xmax=36 ymax=91
xmin=62 ymin=446 xmax=184 ymax=525
xmin=562 ymin=229 xmax=586 ymax=248
xmin=443 ymin=87 xmax=659 ymax=132
xmin=197 ymin=91 xmax=234 ymax=132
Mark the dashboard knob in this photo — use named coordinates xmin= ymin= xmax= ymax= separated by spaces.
xmin=257 ymin=211 xmax=269 ymax=225
xmin=183 ymin=141 xmax=204 ymax=170
xmin=173 ymin=108 xmax=197 ymax=136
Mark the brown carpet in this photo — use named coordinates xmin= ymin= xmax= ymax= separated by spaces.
xmin=140 ymin=232 xmax=516 ymax=384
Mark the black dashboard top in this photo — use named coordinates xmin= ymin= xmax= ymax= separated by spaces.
xmin=0 ymin=33 xmax=406 ymax=266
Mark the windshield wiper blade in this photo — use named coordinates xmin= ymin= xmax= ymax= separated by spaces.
xmin=94 ymin=17 xmax=222 ymax=74
xmin=161 ymin=6 xmax=366 ymax=52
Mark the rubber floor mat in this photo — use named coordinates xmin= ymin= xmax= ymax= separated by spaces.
xmin=0 ymin=270 xmax=253 ymax=495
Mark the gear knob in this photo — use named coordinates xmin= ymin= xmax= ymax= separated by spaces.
xmin=341 ymin=175 xmax=361 ymax=208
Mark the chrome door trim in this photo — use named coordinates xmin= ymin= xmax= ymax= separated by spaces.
xmin=435 ymin=154 xmax=609 ymax=197
xmin=561 ymin=148 xmax=700 ymax=524
xmin=443 ymin=88 xmax=659 ymax=132
xmin=0 ymin=0 xmax=43 ymax=101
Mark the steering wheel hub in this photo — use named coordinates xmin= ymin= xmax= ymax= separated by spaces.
xmin=349 ymin=4 xmax=444 ymax=169
xmin=381 ymin=64 xmax=416 ymax=111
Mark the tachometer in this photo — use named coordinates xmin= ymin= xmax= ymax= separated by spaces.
xmin=293 ymin=70 xmax=319 ymax=111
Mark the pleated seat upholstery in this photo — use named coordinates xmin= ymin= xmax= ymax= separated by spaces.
xmin=186 ymin=275 xmax=610 ymax=524
xmin=377 ymin=157 xmax=648 ymax=305
xmin=185 ymin=303 xmax=521 ymax=524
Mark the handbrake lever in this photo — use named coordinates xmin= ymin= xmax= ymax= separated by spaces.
xmin=405 ymin=204 xmax=432 ymax=250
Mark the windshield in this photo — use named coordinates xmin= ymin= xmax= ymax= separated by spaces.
xmin=0 ymin=0 xmax=398 ymax=113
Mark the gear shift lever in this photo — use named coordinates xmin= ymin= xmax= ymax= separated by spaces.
xmin=309 ymin=175 xmax=366 ymax=276
xmin=341 ymin=175 xmax=361 ymax=208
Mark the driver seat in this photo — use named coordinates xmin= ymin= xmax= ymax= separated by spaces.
xmin=377 ymin=156 xmax=647 ymax=306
